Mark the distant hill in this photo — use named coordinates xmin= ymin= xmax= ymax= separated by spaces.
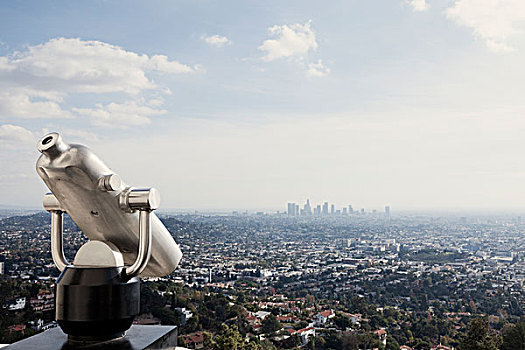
xmin=0 ymin=211 xmax=78 ymax=230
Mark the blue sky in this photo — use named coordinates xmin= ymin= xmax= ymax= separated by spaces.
xmin=2 ymin=0 xmax=525 ymax=211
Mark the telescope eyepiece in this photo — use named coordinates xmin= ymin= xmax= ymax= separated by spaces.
xmin=42 ymin=136 xmax=53 ymax=145
xmin=37 ymin=132 xmax=70 ymax=158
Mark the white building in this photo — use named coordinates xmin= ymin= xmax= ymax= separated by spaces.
xmin=175 ymin=308 xmax=194 ymax=326
xmin=313 ymin=309 xmax=335 ymax=326
xmin=254 ymin=310 xmax=271 ymax=319
xmin=296 ymin=327 xmax=315 ymax=344
xmin=6 ymin=297 xmax=26 ymax=311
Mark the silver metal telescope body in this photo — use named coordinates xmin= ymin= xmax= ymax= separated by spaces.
xmin=36 ymin=132 xmax=182 ymax=342
xmin=36 ymin=132 xmax=182 ymax=277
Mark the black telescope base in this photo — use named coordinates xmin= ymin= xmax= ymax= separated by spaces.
xmin=55 ymin=266 xmax=140 ymax=343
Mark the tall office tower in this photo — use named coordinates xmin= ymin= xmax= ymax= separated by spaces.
xmin=343 ymin=207 xmax=347 ymax=215
xmin=385 ymin=205 xmax=390 ymax=219
xmin=295 ymin=204 xmax=299 ymax=216
xmin=288 ymin=203 xmax=296 ymax=216
xmin=322 ymin=202 xmax=329 ymax=215
xmin=303 ymin=199 xmax=312 ymax=216
xmin=361 ymin=208 xmax=365 ymax=214
xmin=331 ymin=204 xmax=335 ymax=214
xmin=348 ymin=205 xmax=354 ymax=214
xmin=316 ymin=205 xmax=321 ymax=215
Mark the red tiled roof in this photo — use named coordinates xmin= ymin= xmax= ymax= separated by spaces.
xmin=9 ymin=325 xmax=26 ymax=332
xmin=182 ymin=332 xmax=204 ymax=344
xmin=374 ymin=329 xmax=387 ymax=336
xmin=297 ymin=327 xmax=314 ymax=333
xmin=319 ymin=310 xmax=334 ymax=317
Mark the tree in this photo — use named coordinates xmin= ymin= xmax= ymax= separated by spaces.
xmin=213 ymin=325 xmax=262 ymax=350
xmin=260 ymin=339 xmax=276 ymax=350
xmin=386 ymin=336 xmax=400 ymax=350
xmin=501 ymin=321 xmax=525 ymax=350
xmin=203 ymin=331 xmax=214 ymax=349
xmin=282 ymin=334 xmax=300 ymax=349
xmin=414 ymin=340 xmax=430 ymax=350
xmin=341 ymin=332 xmax=359 ymax=350
xmin=459 ymin=318 xmax=501 ymax=350
xmin=313 ymin=335 xmax=326 ymax=349
xmin=261 ymin=314 xmax=281 ymax=334
xmin=214 ymin=324 xmax=245 ymax=350
xmin=245 ymin=341 xmax=262 ymax=350
xmin=334 ymin=314 xmax=352 ymax=330
xmin=152 ymin=307 xmax=179 ymax=325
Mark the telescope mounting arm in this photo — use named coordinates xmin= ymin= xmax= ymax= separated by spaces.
xmin=119 ymin=188 xmax=159 ymax=279
xmin=43 ymin=193 xmax=69 ymax=272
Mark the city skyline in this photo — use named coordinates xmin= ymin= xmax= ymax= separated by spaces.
xmin=286 ymin=198 xmax=391 ymax=217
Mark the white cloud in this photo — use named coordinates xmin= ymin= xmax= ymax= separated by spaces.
xmin=0 ymin=124 xmax=34 ymax=143
xmin=0 ymin=37 xmax=199 ymax=125
xmin=0 ymin=57 xmax=15 ymax=71
xmin=446 ymin=0 xmax=525 ymax=53
xmin=486 ymin=39 xmax=515 ymax=53
xmin=259 ymin=20 xmax=318 ymax=61
xmin=147 ymin=54 xmax=198 ymax=73
xmin=40 ymin=127 xmax=100 ymax=143
xmin=0 ymin=91 xmax=71 ymax=119
xmin=73 ymin=101 xmax=166 ymax=127
xmin=0 ymin=124 xmax=35 ymax=150
xmin=407 ymin=0 xmax=429 ymax=12
xmin=147 ymin=98 xmax=165 ymax=107
xmin=307 ymin=59 xmax=330 ymax=77
xmin=0 ymin=124 xmax=39 ymax=202
xmin=258 ymin=20 xmax=329 ymax=77
xmin=0 ymin=124 xmax=98 ymax=152
xmin=201 ymin=34 xmax=232 ymax=47
xmin=7 ymin=38 xmax=196 ymax=93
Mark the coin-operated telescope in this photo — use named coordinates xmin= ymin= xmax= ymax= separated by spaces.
xmin=36 ymin=132 xmax=182 ymax=343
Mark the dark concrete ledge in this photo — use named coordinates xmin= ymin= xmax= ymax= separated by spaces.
xmin=5 ymin=325 xmax=177 ymax=350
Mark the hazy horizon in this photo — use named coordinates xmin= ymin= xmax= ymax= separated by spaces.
xmin=2 ymin=1 xmax=525 ymax=211
xmin=4 ymin=203 xmax=525 ymax=217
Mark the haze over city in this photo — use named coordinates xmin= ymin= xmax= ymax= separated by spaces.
xmin=2 ymin=1 xmax=525 ymax=211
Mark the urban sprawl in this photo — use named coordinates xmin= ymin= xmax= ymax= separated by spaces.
xmin=0 ymin=205 xmax=524 ymax=349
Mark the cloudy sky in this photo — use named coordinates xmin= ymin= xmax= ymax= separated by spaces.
xmin=2 ymin=0 xmax=525 ymax=212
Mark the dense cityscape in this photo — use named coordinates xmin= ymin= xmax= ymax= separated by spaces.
xmin=0 ymin=205 xmax=524 ymax=349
